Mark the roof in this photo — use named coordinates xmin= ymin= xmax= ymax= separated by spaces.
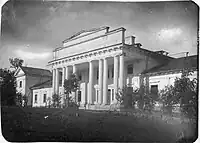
xmin=143 ymin=55 xmax=198 ymax=75
xmin=30 ymin=80 xmax=52 ymax=90
xmin=62 ymin=26 xmax=109 ymax=43
xmin=20 ymin=66 xmax=52 ymax=77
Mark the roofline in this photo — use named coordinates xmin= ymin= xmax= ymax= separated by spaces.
xmin=144 ymin=67 xmax=197 ymax=76
xmin=53 ymin=27 xmax=126 ymax=52
xmin=30 ymin=80 xmax=52 ymax=90
xmin=125 ymin=44 xmax=174 ymax=61
xmin=62 ymin=26 xmax=109 ymax=43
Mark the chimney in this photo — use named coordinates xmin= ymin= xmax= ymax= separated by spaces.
xmin=186 ymin=52 xmax=189 ymax=57
xmin=106 ymin=27 xmax=109 ymax=33
xmin=135 ymin=43 xmax=142 ymax=48
xmin=130 ymin=36 xmax=135 ymax=45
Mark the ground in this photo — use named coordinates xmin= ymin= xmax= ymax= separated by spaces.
xmin=1 ymin=106 xmax=197 ymax=142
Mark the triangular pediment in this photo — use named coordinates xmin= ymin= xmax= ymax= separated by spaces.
xmin=14 ymin=67 xmax=25 ymax=77
xmin=63 ymin=26 xmax=109 ymax=43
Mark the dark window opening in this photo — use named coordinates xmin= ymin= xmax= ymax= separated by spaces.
xmin=43 ymin=94 xmax=46 ymax=103
xmin=59 ymin=72 xmax=62 ymax=86
xmin=127 ymin=64 xmax=133 ymax=74
xmin=78 ymin=91 xmax=81 ymax=102
xmin=112 ymin=68 xmax=114 ymax=78
xmin=97 ymin=70 xmax=99 ymax=80
xmin=79 ymin=75 xmax=82 ymax=81
xmin=112 ymin=89 xmax=114 ymax=100
xmin=19 ymin=81 xmax=22 ymax=88
xmin=150 ymin=85 xmax=158 ymax=100
xmin=35 ymin=94 xmax=37 ymax=103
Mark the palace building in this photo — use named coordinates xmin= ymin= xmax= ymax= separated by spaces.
xmin=15 ymin=26 xmax=197 ymax=109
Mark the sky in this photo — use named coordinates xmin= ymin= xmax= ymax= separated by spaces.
xmin=0 ymin=0 xmax=198 ymax=69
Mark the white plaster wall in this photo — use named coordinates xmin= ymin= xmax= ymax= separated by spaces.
xmin=32 ymin=87 xmax=53 ymax=107
xmin=16 ymin=76 xmax=26 ymax=96
xmin=63 ymin=29 xmax=107 ymax=47
xmin=57 ymin=31 xmax=123 ymax=59
xmin=26 ymin=75 xmax=51 ymax=106
xmin=149 ymin=73 xmax=182 ymax=91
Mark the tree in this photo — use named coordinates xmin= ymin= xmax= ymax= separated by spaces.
xmin=52 ymin=93 xmax=62 ymax=108
xmin=159 ymin=85 xmax=178 ymax=114
xmin=159 ymin=70 xmax=197 ymax=117
xmin=9 ymin=58 xmax=24 ymax=70
xmin=63 ymin=73 xmax=79 ymax=108
xmin=46 ymin=97 xmax=52 ymax=108
xmin=0 ymin=68 xmax=17 ymax=106
xmin=133 ymin=85 xmax=156 ymax=112
xmin=173 ymin=70 xmax=197 ymax=118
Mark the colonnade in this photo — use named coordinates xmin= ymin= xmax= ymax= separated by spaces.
xmin=52 ymin=54 xmax=125 ymax=105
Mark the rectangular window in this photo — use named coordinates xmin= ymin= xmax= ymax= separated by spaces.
xmin=108 ymin=69 xmax=110 ymax=78
xmin=43 ymin=94 xmax=46 ymax=103
xmin=127 ymin=64 xmax=133 ymax=74
xmin=35 ymin=94 xmax=37 ymax=103
xmin=78 ymin=91 xmax=81 ymax=102
xmin=150 ymin=85 xmax=158 ymax=95
xmin=112 ymin=68 xmax=114 ymax=78
xmin=79 ymin=74 xmax=82 ymax=81
xmin=19 ymin=81 xmax=22 ymax=88
xmin=112 ymin=89 xmax=114 ymax=100
xmin=60 ymin=72 xmax=63 ymax=85
xmin=97 ymin=70 xmax=99 ymax=80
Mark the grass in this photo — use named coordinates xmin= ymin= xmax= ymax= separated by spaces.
xmin=1 ymin=106 xmax=197 ymax=142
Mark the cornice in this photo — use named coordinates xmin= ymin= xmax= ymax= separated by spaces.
xmin=49 ymin=43 xmax=124 ymax=66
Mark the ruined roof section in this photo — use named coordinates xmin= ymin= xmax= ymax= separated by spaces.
xmin=21 ymin=66 xmax=52 ymax=77
xmin=142 ymin=55 xmax=198 ymax=75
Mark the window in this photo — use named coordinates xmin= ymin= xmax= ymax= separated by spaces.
xmin=111 ymin=68 xmax=114 ymax=78
xmin=112 ymin=89 xmax=114 ymax=100
xmin=43 ymin=94 xmax=46 ymax=103
xmin=127 ymin=64 xmax=133 ymax=74
xmin=78 ymin=91 xmax=81 ymax=102
xmin=35 ymin=94 xmax=37 ymax=103
xmin=108 ymin=69 xmax=110 ymax=78
xmin=151 ymin=85 xmax=158 ymax=95
xmin=97 ymin=70 xmax=99 ymax=80
xmin=79 ymin=74 xmax=82 ymax=81
xmin=19 ymin=81 xmax=22 ymax=88
xmin=59 ymin=72 xmax=62 ymax=85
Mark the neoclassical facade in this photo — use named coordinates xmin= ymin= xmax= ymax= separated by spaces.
xmin=29 ymin=26 xmax=197 ymax=109
xmin=47 ymin=26 xmax=172 ymax=108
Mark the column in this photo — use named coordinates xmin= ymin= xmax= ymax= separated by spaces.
xmin=55 ymin=68 xmax=59 ymax=95
xmin=103 ymin=58 xmax=108 ymax=104
xmin=73 ymin=64 xmax=77 ymax=74
xmin=89 ymin=61 xmax=94 ymax=104
xmin=72 ymin=64 xmax=77 ymax=102
xmin=98 ymin=59 xmax=103 ymax=104
xmin=119 ymin=53 xmax=124 ymax=89
xmin=114 ymin=55 xmax=119 ymax=102
xmin=52 ymin=69 xmax=56 ymax=94
xmin=62 ymin=67 xmax=66 ymax=87
xmin=65 ymin=66 xmax=69 ymax=80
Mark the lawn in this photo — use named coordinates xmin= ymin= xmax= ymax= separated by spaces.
xmin=1 ymin=106 xmax=197 ymax=142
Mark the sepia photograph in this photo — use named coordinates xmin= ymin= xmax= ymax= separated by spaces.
xmin=0 ymin=0 xmax=198 ymax=142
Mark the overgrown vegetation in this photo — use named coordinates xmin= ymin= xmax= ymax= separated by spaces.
xmin=52 ymin=93 xmax=62 ymax=108
xmin=116 ymin=69 xmax=197 ymax=119
xmin=63 ymin=73 xmax=80 ymax=108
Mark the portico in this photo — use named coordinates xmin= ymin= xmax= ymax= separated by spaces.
xmin=51 ymin=50 xmax=125 ymax=106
